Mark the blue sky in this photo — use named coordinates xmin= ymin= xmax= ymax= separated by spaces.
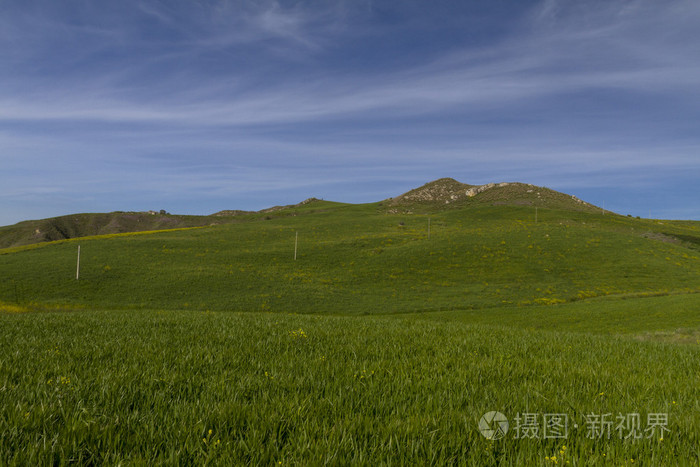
xmin=1 ymin=0 xmax=699 ymax=225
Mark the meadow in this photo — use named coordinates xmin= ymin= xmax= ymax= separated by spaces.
xmin=1 ymin=201 xmax=699 ymax=465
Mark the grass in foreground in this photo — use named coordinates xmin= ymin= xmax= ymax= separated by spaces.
xmin=1 ymin=305 xmax=698 ymax=465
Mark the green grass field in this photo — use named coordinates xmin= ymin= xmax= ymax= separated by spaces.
xmin=1 ymin=201 xmax=699 ymax=465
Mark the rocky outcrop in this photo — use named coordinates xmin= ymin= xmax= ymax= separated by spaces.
xmin=389 ymin=178 xmax=472 ymax=205
xmin=466 ymin=182 xmax=511 ymax=197
xmin=387 ymin=178 xmax=601 ymax=213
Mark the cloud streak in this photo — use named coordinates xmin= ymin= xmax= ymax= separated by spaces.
xmin=1 ymin=0 xmax=700 ymax=224
xmin=2 ymin=0 xmax=699 ymax=126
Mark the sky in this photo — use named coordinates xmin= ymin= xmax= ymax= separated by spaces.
xmin=1 ymin=0 xmax=699 ymax=226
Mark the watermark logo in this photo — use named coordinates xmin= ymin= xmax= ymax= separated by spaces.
xmin=479 ymin=411 xmax=509 ymax=440
xmin=478 ymin=411 xmax=670 ymax=441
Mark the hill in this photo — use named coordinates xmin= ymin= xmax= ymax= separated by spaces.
xmin=2 ymin=196 xmax=700 ymax=313
xmin=1 ymin=179 xmax=601 ymax=249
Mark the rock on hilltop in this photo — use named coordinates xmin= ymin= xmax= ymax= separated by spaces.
xmin=389 ymin=178 xmax=474 ymax=205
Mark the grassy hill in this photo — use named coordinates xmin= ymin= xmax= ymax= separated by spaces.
xmin=1 ymin=179 xmax=699 ymax=464
xmin=0 ymin=178 xmax=605 ymax=249
xmin=2 ymin=196 xmax=699 ymax=313
xmin=4 ymin=178 xmax=700 ymax=314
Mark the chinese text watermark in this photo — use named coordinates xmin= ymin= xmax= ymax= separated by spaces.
xmin=479 ymin=412 xmax=670 ymax=441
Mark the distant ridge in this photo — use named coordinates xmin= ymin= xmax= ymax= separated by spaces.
xmin=212 ymin=198 xmax=327 ymax=217
xmin=0 ymin=212 xmax=216 ymax=249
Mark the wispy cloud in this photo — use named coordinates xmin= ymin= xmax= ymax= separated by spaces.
xmin=3 ymin=0 xmax=699 ymax=126
xmin=1 ymin=0 xmax=700 ymax=224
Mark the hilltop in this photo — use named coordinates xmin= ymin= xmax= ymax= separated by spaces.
xmin=388 ymin=178 xmax=474 ymax=205
xmin=386 ymin=178 xmax=597 ymax=213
